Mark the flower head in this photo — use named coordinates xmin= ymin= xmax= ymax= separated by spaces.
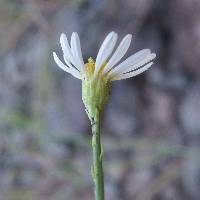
xmin=53 ymin=31 xmax=156 ymax=81
xmin=53 ymin=32 xmax=156 ymax=118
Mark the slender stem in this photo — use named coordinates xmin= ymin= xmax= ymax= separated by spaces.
xmin=91 ymin=108 xmax=104 ymax=200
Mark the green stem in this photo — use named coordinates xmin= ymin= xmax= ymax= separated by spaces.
xmin=91 ymin=108 xmax=104 ymax=200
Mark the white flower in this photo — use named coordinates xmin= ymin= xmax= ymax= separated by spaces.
xmin=53 ymin=32 xmax=156 ymax=81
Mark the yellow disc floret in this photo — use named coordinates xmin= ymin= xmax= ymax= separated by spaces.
xmin=85 ymin=57 xmax=108 ymax=78
xmin=85 ymin=57 xmax=95 ymax=75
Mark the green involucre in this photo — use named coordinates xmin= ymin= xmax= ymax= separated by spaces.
xmin=82 ymin=76 xmax=110 ymax=120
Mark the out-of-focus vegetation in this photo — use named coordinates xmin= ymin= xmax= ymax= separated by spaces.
xmin=1 ymin=0 xmax=200 ymax=199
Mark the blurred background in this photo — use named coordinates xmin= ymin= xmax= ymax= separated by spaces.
xmin=1 ymin=0 xmax=200 ymax=199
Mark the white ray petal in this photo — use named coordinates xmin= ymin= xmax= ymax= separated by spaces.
xmin=63 ymin=56 xmax=74 ymax=70
xmin=110 ymin=52 xmax=155 ymax=78
xmin=53 ymin=52 xmax=81 ymax=79
xmin=60 ymin=33 xmax=81 ymax=72
xmin=70 ymin=34 xmax=76 ymax=58
xmin=109 ymin=49 xmax=151 ymax=76
xmin=70 ymin=32 xmax=85 ymax=73
xmin=111 ymin=62 xmax=153 ymax=81
xmin=123 ymin=53 xmax=156 ymax=73
xmin=63 ymin=56 xmax=82 ymax=76
xmin=95 ymin=32 xmax=118 ymax=75
xmin=103 ymin=34 xmax=132 ymax=74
